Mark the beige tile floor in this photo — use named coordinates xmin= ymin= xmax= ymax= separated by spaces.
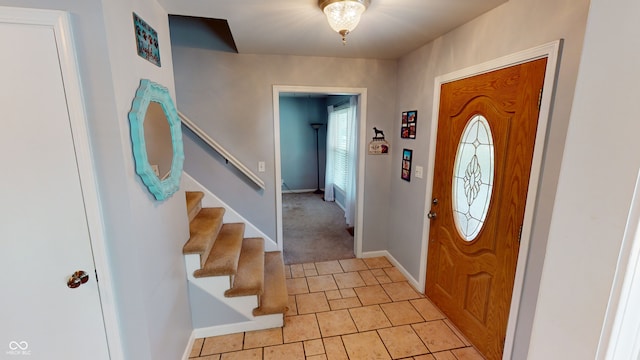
xmin=189 ymin=257 xmax=485 ymax=360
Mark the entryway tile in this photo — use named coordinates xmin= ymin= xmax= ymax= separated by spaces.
xmin=334 ymin=272 xmax=366 ymax=289
xmin=341 ymin=331 xmax=391 ymax=359
xmin=383 ymin=267 xmax=407 ymax=282
xmin=363 ymin=257 xmax=393 ymax=269
xmin=410 ymin=298 xmax=446 ymax=321
xmin=323 ymin=336 xmax=348 ymax=360
xmin=307 ymin=275 xmax=339 ymax=292
xmin=340 ymin=288 xmax=357 ymax=298
xmin=304 ymin=339 xmax=325 ymax=356
xmin=339 ymin=258 xmax=368 ymax=272
xmin=307 ymin=355 xmax=328 ymax=360
xmin=286 ymin=295 xmax=297 ymax=316
xmin=201 ymin=333 xmax=244 ymax=356
xmin=290 ymin=264 xmax=306 ymax=278
xmin=190 ymin=338 xmax=204 ymax=357
xmin=192 ymin=355 xmax=220 ymax=360
xmin=355 ymin=285 xmax=392 ymax=305
xmin=432 ymin=351 xmax=458 ymax=360
xmin=349 ymin=305 xmax=392 ymax=331
xmin=296 ymin=292 xmax=330 ymax=314
xmin=243 ymin=328 xmax=282 ymax=349
xmin=414 ymin=354 xmax=437 ymax=360
xmin=329 ymin=297 xmax=362 ymax=310
xmin=286 ymin=277 xmax=309 ymax=295
xmin=316 ymin=309 xmax=358 ymax=337
xmin=264 ymin=342 xmax=305 ymax=360
xmin=220 ymin=348 xmax=261 ymax=360
xmin=283 ymin=314 xmax=321 ymax=343
xmin=380 ymin=301 xmax=425 ymax=326
xmin=359 ymin=270 xmax=380 ymax=285
xmin=195 ymin=257 xmax=484 ymax=360
xmin=412 ymin=321 xmax=465 ymax=353
xmin=315 ymin=260 xmax=344 ymax=275
xmin=382 ymin=282 xmax=422 ymax=302
xmin=377 ymin=325 xmax=429 ymax=359
xmin=444 ymin=319 xmax=471 ymax=346
xmin=451 ymin=346 xmax=485 ymax=360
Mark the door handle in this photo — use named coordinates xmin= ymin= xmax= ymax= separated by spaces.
xmin=67 ymin=270 xmax=89 ymax=289
xmin=427 ymin=211 xmax=437 ymax=220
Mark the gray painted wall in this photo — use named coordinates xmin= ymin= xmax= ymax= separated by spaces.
xmin=279 ymin=96 xmax=327 ymax=192
xmin=391 ymin=0 xmax=590 ymax=357
xmin=170 ymin=37 xmax=397 ymax=252
xmin=0 ymin=1 xmax=193 ymax=359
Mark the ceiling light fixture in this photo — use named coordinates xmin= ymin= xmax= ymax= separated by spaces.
xmin=318 ymin=0 xmax=370 ymax=45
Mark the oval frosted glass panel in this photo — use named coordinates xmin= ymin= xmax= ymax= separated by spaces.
xmin=452 ymin=115 xmax=495 ymax=241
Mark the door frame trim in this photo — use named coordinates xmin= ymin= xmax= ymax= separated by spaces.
xmin=272 ymin=85 xmax=368 ymax=258
xmin=0 ymin=6 xmax=124 ymax=359
xmin=420 ymin=40 xmax=562 ymax=359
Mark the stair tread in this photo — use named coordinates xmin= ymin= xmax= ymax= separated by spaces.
xmin=186 ymin=191 xmax=205 ymax=223
xmin=183 ymin=207 xmax=225 ymax=256
xmin=253 ymin=251 xmax=289 ymax=316
xmin=224 ymin=238 xmax=265 ymax=297
xmin=194 ymin=223 xmax=245 ymax=277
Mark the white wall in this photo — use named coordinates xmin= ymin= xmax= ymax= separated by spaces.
xmin=528 ymin=0 xmax=640 ymax=357
xmin=99 ymin=1 xmax=192 ymax=359
xmin=391 ymin=0 xmax=590 ymax=357
xmin=0 ymin=1 xmax=193 ymax=359
xmin=170 ymin=40 xmax=398 ymax=252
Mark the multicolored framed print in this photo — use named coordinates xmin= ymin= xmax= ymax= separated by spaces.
xmin=133 ymin=13 xmax=161 ymax=67
xmin=401 ymin=110 xmax=417 ymax=139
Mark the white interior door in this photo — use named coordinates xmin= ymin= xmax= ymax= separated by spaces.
xmin=0 ymin=11 xmax=110 ymax=360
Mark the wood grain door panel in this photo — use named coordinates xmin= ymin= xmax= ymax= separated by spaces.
xmin=426 ymin=58 xmax=547 ymax=360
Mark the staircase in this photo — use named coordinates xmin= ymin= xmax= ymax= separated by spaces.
xmin=183 ymin=191 xmax=288 ymax=337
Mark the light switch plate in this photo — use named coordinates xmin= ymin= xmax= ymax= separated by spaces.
xmin=415 ymin=166 xmax=424 ymax=179
xmin=258 ymin=161 xmax=265 ymax=172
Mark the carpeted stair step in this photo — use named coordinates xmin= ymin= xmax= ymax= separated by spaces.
xmin=194 ymin=223 xmax=245 ymax=278
xmin=186 ymin=191 xmax=204 ymax=223
xmin=224 ymin=238 xmax=265 ymax=297
xmin=253 ymin=251 xmax=289 ymax=316
xmin=183 ymin=207 xmax=225 ymax=268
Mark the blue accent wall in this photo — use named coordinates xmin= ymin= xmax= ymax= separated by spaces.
xmin=279 ymin=96 xmax=327 ymax=191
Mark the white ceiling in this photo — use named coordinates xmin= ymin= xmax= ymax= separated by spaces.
xmin=160 ymin=0 xmax=507 ymax=60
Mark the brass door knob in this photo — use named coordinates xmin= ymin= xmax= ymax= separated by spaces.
xmin=67 ymin=270 xmax=89 ymax=289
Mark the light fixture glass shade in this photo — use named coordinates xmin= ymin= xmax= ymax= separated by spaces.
xmin=320 ymin=0 xmax=369 ymax=44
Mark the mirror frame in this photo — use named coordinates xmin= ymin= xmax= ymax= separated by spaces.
xmin=128 ymin=79 xmax=184 ymax=201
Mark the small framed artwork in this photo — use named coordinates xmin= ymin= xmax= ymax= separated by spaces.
xmin=401 ymin=148 xmax=413 ymax=181
xmin=133 ymin=13 xmax=161 ymax=67
xmin=368 ymin=139 xmax=390 ymax=155
xmin=401 ymin=110 xmax=417 ymax=139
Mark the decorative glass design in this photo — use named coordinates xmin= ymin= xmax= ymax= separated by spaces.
xmin=452 ymin=115 xmax=494 ymax=241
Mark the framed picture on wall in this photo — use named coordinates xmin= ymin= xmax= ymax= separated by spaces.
xmin=401 ymin=110 xmax=417 ymax=139
xmin=401 ymin=148 xmax=413 ymax=181
xmin=133 ymin=13 xmax=161 ymax=67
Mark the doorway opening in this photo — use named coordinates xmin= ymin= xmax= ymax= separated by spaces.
xmin=273 ymin=86 xmax=368 ymax=265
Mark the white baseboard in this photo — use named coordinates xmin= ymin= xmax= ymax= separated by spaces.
xmin=181 ymin=173 xmax=278 ymax=251
xmin=192 ymin=315 xmax=283 ymax=339
xmin=181 ymin=332 xmax=196 ymax=360
xmin=281 ymin=188 xmax=322 ymax=194
xmin=361 ymin=250 xmax=422 ymax=294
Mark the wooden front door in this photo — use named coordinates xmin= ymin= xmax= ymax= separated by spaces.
xmin=425 ymin=58 xmax=547 ymax=359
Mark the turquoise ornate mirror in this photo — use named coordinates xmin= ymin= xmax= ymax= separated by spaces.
xmin=128 ymin=79 xmax=184 ymax=201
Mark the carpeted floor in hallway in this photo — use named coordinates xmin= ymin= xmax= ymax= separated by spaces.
xmin=282 ymin=192 xmax=355 ymax=264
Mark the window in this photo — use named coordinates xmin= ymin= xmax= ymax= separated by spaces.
xmin=452 ymin=114 xmax=495 ymax=241
xmin=328 ymin=107 xmax=353 ymax=192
